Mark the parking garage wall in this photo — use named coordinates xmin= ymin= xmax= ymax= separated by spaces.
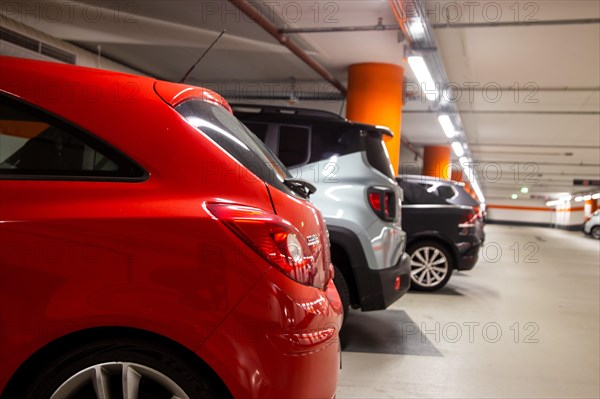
xmin=0 ymin=15 xmax=144 ymax=75
xmin=487 ymin=199 xmax=590 ymax=230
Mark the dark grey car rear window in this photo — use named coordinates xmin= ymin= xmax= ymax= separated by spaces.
xmin=398 ymin=180 xmax=447 ymax=205
xmin=176 ymin=100 xmax=293 ymax=195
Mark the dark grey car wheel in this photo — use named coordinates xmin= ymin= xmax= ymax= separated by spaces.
xmin=408 ymin=241 xmax=453 ymax=292
xmin=591 ymin=226 xmax=600 ymax=239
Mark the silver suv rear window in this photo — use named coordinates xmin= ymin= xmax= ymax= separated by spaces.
xmin=241 ymin=118 xmax=394 ymax=179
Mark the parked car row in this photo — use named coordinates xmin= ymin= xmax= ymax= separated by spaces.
xmin=233 ymin=104 xmax=411 ymax=319
xmin=234 ymin=106 xmax=485 ymax=297
xmin=0 ymin=57 xmax=484 ymax=398
xmin=583 ymin=210 xmax=600 ymax=239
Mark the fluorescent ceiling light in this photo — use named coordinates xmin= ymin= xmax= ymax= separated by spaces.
xmin=593 ymin=193 xmax=600 ymax=200
xmin=459 ymin=156 xmax=471 ymax=179
xmin=457 ymin=156 xmax=485 ymax=203
xmin=438 ymin=114 xmax=456 ymax=138
xmin=574 ymin=196 xmax=583 ymax=202
xmin=471 ymin=180 xmax=486 ymax=203
xmin=451 ymin=141 xmax=464 ymax=157
xmin=546 ymin=200 xmax=559 ymax=207
xmin=583 ymin=194 xmax=592 ymax=201
xmin=560 ymin=195 xmax=572 ymax=202
xmin=408 ymin=21 xmax=425 ymax=37
xmin=511 ymin=194 xmax=518 ymax=200
xmin=407 ymin=56 xmax=437 ymax=101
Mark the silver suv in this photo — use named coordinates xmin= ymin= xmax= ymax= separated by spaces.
xmin=233 ymin=105 xmax=411 ymax=320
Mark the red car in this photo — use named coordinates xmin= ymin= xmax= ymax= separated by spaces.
xmin=0 ymin=57 xmax=342 ymax=399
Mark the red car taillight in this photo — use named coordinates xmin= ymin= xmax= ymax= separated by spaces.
xmin=206 ymin=203 xmax=328 ymax=289
xmin=368 ymin=187 xmax=397 ymax=222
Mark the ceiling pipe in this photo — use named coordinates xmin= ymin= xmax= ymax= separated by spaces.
xmin=227 ymin=0 xmax=347 ymax=95
xmin=280 ymin=25 xmax=401 ymax=34
xmin=433 ymin=18 xmax=600 ymax=29
xmin=388 ymin=0 xmax=415 ymax=48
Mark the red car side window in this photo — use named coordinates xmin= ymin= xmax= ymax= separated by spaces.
xmin=0 ymin=95 xmax=145 ymax=180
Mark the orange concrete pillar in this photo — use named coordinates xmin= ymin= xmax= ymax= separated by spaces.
xmin=422 ymin=146 xmax=452 ymax=180
xmin=585 ymin=199 xmax=598 ymax=216
xmin=451 ymin=169 xmax=463 ymax=183
xmin=346 ymin=63 xmax=404 ymax=174
xmin=464 ymin=182 xmax=479 ymax=201
xmin=464 ymin=182 xmax=473 ymax=194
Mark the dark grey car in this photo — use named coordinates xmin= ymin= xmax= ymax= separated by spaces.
xmin=398 ymin=174 xmax=485 ymax=243
xmin=398 ymin=179 xmax=483 ymax=291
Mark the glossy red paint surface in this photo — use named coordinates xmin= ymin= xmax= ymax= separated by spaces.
xmin=0 ymin=57 xmax=341 ymax=398
xmin=200 ymin=269 xmax=342 ymax=399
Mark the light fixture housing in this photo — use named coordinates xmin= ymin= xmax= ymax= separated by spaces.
xmin=438 ymin=114 xmax=456 ymax=138
xmin=457 ymin=156 xmax=485 ymax=203
xmin=470 ymin=180 xmax=486 ymax=203
xmin=407 ymin=56 xmax=437 ymax=101
xmin=451 ymin=141 xmax=464 ymax=157
xmin=408 ymin=21 xmax=426 ymax=37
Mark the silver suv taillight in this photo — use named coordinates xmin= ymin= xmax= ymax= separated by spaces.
xmin=367 ymin=187 xmax=397 ymax=222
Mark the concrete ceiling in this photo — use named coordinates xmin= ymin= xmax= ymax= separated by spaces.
xmin=2 ymin=0 xmax=599 ymax=202
xmin=420 ymin=0 xmax=600 ymax=200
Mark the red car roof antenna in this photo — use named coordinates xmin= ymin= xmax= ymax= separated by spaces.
xmin=179 ymin=29 xmax=226 ymax=84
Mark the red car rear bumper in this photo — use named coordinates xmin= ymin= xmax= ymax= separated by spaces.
xmin=199 ymin=267 xmax=343 ymax=399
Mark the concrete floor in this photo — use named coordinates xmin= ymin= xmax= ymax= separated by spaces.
xmin=337 ymin=225 xmax=600 ymax=398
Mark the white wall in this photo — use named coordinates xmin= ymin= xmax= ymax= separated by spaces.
xmin=554 ymin=201 xmax=586 ymax=227
xmin=487 ymin=198 xmax=590 ymax=229
xmin=487 ymin=199 xmax=554 ymax=225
